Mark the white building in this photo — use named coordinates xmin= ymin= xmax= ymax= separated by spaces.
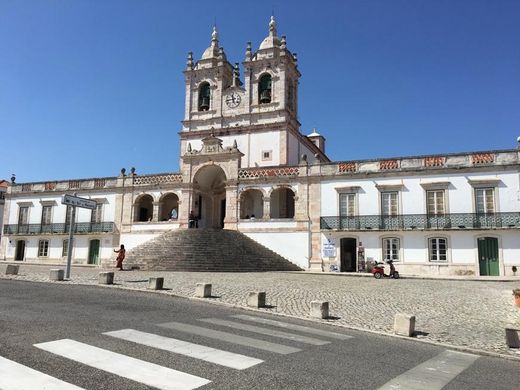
xmin=2 ymin=18 xmax=519 ymax=276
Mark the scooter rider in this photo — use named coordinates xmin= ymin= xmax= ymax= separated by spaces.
xmin=387 ymin=260 xmax=397 ymax=278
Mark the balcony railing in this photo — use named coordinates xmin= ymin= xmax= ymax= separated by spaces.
xmin=3 ymin=222 xmax=115 ymax=235
xmin=320 ymin=213 xmax=520 ymax=231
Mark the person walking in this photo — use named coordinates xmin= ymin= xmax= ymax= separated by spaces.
xmin=114 ymin=244 xmax=126 ymax=270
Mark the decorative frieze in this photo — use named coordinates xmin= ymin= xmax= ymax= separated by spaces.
xmin=338 ymin=162 xmax=357 ymax=173
xmin=239 ymin=167 xmax=299 ymax=179
xmin=68 ymin=180 xmax=81 ymax=189
xmin=133 ymin=174 xmax=183 ymax=186
xmin=424 ymin=156 xmax=445 ymax=167
xmin=472 ymin=153 xmax=494 ymax=165
xmin=379 ymin=160 xmax=399 ymax=170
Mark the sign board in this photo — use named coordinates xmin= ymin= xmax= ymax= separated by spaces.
xmin=322 ymin=237 xmax=336 ymax=258
xmin=61 ymin=194 xmax=97 ymax=210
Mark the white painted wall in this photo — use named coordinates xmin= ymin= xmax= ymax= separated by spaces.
xmin=244 ymin=231 xmax=309 ymax=268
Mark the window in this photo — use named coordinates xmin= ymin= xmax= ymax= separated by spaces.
xmin=475 ymin=188 xmax=495 ymax=213
xmin=41 ymin=206 xmax=53 ymax=225
xmin=382 ymin=237 xmax=400 ymax=261
xmin=426 ymin=190 xmax=445 ymax=215
xmin=18 ymin=207 xmax=29 ymax=225
xmin=198 ymin=82 xmax=210 ymax=111
xmin=339 ymin=193 xmax=355 ymax=216
xmin=258 ymin=74 xmax=272 ymax=104
xmin=262 ymin=150 xmax=272 ymax=161
xmin=91 ymin=203 xmax=103 ymax=223
xmin=381 ymin=192 xmax=398 ymax=216
xmin=429 ymin=237 xmax=447 ymax=262
xmin=38 ymin=240 xmax=49 ymax=257
xmin=62 ymin=239 xmax=69 ymax=257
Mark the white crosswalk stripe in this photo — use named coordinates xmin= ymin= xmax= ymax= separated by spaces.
xmin=34 ymin=339 xmax=211 ymax=390
xmin=158 ymin=321 xmax=301 ymax=354
xmin=104 ymin=328 xmax=263 ymax=370
xmin=377 ymin=350 xmax=479 ymax=390
xmin=231 ymin=314 xmax=353 ymax=340
xmin=0 ymin=355 xmax=84 ymax=390
xmin=199 ymin=318 xmax=330 ymax=345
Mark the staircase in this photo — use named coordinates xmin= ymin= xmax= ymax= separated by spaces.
xmin=124 ymin=229 xmax=303 ymax=272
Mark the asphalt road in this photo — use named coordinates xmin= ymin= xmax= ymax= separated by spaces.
xmin=0 ymin=280 xmax=518 ymax=390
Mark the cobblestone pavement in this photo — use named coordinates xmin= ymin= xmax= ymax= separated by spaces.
xmin=2 ymin=264 xmax=520 ymax=358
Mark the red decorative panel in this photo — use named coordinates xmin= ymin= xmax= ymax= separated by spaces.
xmin=424 ymin=156 xmax=445 ymax=167
xmin=379 ymin=160 xmax=399 ymax=170
xmin=68 ymin=180 xmax=81 ymax=189
xmin=94 ymin=179 xmax=106 ymax=188
xmin=238 ymin=167 xmax=300 ymax=179
xmin=338 ymin=162 xmax=357 ymax=173
xmin=471 ymin=153 xmax=494 ymax=164
xmin=45 ymin=182 xmax=57 ymax=191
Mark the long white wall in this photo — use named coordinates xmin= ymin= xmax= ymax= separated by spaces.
xmin=244 ymin=231 xmax=309 ymax=268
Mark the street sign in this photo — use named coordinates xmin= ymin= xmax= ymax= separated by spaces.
xmin=61 ymin=194 xmax=97 ymax=210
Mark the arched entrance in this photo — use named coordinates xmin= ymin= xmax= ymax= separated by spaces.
xmin=192 ymin=165 xmax=227 ymax=228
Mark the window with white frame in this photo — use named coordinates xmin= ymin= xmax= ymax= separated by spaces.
xmin=62 ymin=239 xmax=69 ymax=257
xmin=339 ymin=193 xmax=356 ymax=216
xmin=381 ymin=192 xmax=398 ymax=216
xmin=382 ymin=237 xmax=400 ymax=261
xmin=262 ymin=150 xmax=272 ymax=161
xmin=429 ymin=237 xmax=447 ymax=262
xmin=426 ymin=190 xmax=445 ymax=215
xmin=38 ymin=240 xmax=49 ymax=257
xmin=475 ymin=188 xmax=495 ymax=213
xmin=91 ymin=203 xmax=103 ymax=223
xmin=41 ymin=206 xmax=53 ymax=225
xmin=18 ymin=206 xmax=29 ymax=225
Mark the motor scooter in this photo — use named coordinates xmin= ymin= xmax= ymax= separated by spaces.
xmin=372 ymin=260 xmax=399 ymax=279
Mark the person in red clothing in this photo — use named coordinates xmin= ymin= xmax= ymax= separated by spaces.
xmin=114 ymin=244 xmax=126 ymax=270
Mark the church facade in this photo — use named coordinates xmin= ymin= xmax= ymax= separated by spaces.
xmin=2 ymin=18 xmax=520 ymax=276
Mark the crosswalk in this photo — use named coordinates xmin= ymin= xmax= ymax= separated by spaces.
xmin=0 ymin=313 xmax=480 ymax=390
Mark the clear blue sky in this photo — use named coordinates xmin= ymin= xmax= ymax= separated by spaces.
xmin=1 ymin=0 xmax=519 ymax=182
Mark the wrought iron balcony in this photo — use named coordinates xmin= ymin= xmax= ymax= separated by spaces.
xmin=3 ymin=222 xmax=115 ymax=235
xmin=320 ymin=213 xmax=520 ymax=231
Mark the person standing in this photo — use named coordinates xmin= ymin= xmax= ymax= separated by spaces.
xmin=114 ymin=244 xmax=126 ymax=270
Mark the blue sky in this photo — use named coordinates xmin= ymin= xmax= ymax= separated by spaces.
xmin=1 ymin=0 xmax=519 ymax=182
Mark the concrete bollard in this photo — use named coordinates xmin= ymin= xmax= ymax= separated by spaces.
xmin=148 ymin=277 xmax=164 ymax=290
xmin=247 ymin=291 xmax=266 ymax=308
xmin=5 ymin=265 xmax=19 ymax=275
xmin=394 ymin=313 xmax=416 ymax=337
xmin=194 ymin=283 xmax=212 ymax=298
xmin=310 ymin=301 xmax=329 ymax=319
xmin=98 ymin=272 xmax=114 ymax=285
xmin=505 ymin=328 xmax=520 ymax=348
xmin=49 ymin=269 xmax=64 ymax=281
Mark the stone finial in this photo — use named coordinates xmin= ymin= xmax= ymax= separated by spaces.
xmin=245 ymin=41 xmax=252 ymax=61
xmin=211 ymin=25 xmax=218 ymax=44
xmin=120 ymin=168 xmax=126 ymax=176
xmin=187 ymin=143 xmax=192 ymax=153
xmin=233 ymin=139 xmax=238 ymax=149
xmin=280 ymin=35 xmax=286 ymax=50
xmin=218 ymin=46 xmax=225 ymax=60
xmin=10 ymin=174 xmax=15 ymax=184
xmin=269 ymin=15 xmax=277 ymax=36
xmin=130 ymin=167 xmax=136 ymax=175
xmin=186 ymin=51 xmax=193 ymax=69
xmin=293 ymin=52 xmax=298 ymax=62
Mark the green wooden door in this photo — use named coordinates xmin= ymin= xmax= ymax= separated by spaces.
xmin=88 ymin=239 xmax=100 ymax=265
xmin=478 ymin=237 xmax=499 ymax=276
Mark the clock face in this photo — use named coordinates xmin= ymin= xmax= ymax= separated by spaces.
xmin=225 ymin=92 xmax=241 ymax=108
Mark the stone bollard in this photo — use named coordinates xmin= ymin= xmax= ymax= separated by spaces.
xmin=49 ymin=269 xmax=64 ymax=281
xmin=505 ymin=328 xmax=520 ymax=348
xmin=310 ymin=301 xmax=329 ymax=319
xmin=394 ymin=313 xmax=416 ymax=337
xmin=148 ymin=277 xmax=164 ymax=290
xmin=194 ymin=283 xmax=212 ymax=298
xmin=5 ymin=265 xmax=19 ymax=275
xmin=247 ymin=292 xmax=266 ymax=308
xmin=98 ymin=272 xmax=114 ymax=285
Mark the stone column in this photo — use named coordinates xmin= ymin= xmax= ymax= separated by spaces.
xmin=152 ymin=202 xmax=160 ymax=222
xmin=308 ymin=180 xmax=323 ymax=271
xmin=224 ymin=184 xmax=238 ymax=230
xmin=179 ymin=188 xmax=194 ymax=228
xmin=262 ymin=196 xmax=271 ymax=220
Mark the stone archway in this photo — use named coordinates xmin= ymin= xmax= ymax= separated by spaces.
xmin=192 ymin=165 xmax=227 ymax=228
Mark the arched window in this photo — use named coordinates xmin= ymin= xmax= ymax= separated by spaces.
xmin=270 ymin=188 xmax=295 ymax=219
xmin=240 ymin=190 xmax=264 ymax=219
xmin=258 ymin=74 xmax=272 ymax=104
xmin=134 ymin=194 xmax=154 ymax=222
xmin=159 ymin=193 xmax=179 ymax=221
xmin=198 ymin=82 xmax=210 ymax=111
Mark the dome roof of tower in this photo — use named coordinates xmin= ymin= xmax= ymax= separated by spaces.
xmin=258 ymin=16 xmax=281 ymax=50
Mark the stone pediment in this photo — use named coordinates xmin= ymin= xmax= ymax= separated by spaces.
xmin=184 ymin=135 xmax=243 ymax=157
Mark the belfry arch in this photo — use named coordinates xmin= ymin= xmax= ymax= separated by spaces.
xmin=191 ymin=164 xmax=227 ymax=228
